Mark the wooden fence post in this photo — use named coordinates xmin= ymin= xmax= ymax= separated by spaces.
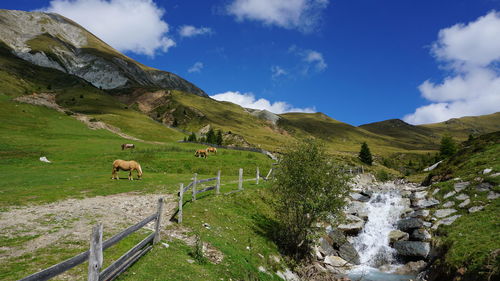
xmin=216 ymin=170 xmax=221 ymax=195
xmin=153 ymin=197 xmax=164 ymax=244
xmin=256 ymin=167 xmax=259 ymax=185
xmin=178 ymin=183 xmax=183 ymax=224
xmin=238 ymin=168 xmax=243 ymax=190
xmin=265 ymin=168 xmax=273 ymax=180
xmin=87 ymin=223 xmax=103 ymax=281
xmin=192 ymin=173 xmax=197 ymax=202
xmin=361 ymin=165 xmax=364 ymax=174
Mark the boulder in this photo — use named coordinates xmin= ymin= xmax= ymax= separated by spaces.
xmin=400 ymin=198 xmax=411 ymax=209
xmin=411 ymin=228 xmax=431 ymax=241
xmin=432 ymin=188 xmax=440 ymax=195
xmin=411 ymin=191 xmax=428 ymax=201
xmin=393 ymin=241 xmax=430 ymax=259
xmin=443 ymin=191 xmax=456 ymax=199
xmin=338 ymin=215 xmax=365 ymax=235
xmin=458 ymin=199 xmax=470 ymax=208
xmin=487 ymin=191 xmax=500 ymax=200
xmin=432 ymin=215 xmax=461 ymax=230
xmin=344 ymin=201 xmax=368 ymax=220
xmin=319 ymin=237 xmax=335 ymax=256
xmin=409 ymin=209 xmax=430 ymax=218
xmin=350 ymin=192 xmax=370 ymax=202
xmin=393 ymin=260 xmax=428 ymax=275
xmin=476 ymin=183 xmax=492 ymax=192
xmin=434 ymin=209 xmax=457 ymax=218
xmin=276 ymin=269 xmax=300 ymax=281
xmin=327 ymin=229 xmax=360 ymax=265
xmin=453 ymin=182 xmax=470 ymax=192
xmin=442 ymin=201 xmax=455 ymax=208
xmin=482 ymin=168 xmax=492 ymax=174
xmin=412 ymin=198 xmax=440 ymax=209
xmin=469 ymin=206 xmax=484 ymax=213
xmin=455 ymin=193 xmax=469 ymax=201
xmin=389 ymin=230 xmax=409 ymax=244
xmin=324 ymin=255 xmax=353 ymax=268
xmin=397 ymin=218 xmax=424 ymax=231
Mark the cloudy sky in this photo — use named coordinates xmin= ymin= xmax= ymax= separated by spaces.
xmin=3 ymin=0 xmax=500 ymax=125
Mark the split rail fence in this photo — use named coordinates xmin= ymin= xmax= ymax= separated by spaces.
xmin=19 ymin=198 xmax=165 ymax=281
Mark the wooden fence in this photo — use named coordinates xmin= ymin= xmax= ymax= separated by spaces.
xmin=19 ymin=198 xmax=165 ymax=281
xmin=176 ymin=167 xmax=273 ymax=224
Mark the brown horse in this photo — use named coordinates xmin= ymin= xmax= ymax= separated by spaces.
xmin=121 ymin=144 xmax=135 ymax=150
xmin=112 ymin=160 xmax=143 ymax=180
xmin=206 ymin=147 xmax=217 ymax=154
xmin=194 ymin=149 xmax=208 ymax=158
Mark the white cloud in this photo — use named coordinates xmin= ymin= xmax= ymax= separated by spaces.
xmin=288 ymin=45 xmax=327 ymax=74
xmin=178 ymin=25 xmax=213 ymax=38
xmin=271 ymin=65 xmax=287 ymax=79
xmin=404 ymin=11 xmax=500 ymax=124
xmin=226 ymin=0 xmax=329 ymax=33
xmin=210 ymin=91 xmax=315 ymax=114
xmin=188 ymin=62 xmax=204 ymax=73
xmin=42 ymin=0 xmax=175 ymax=56
xmin=303 ymin=50 xmax=327 ymax=71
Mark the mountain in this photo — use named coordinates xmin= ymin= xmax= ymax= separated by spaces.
xmin=0 ymin=9 xmax=206 ymax=96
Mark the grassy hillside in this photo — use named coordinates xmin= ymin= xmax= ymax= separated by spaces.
xmin=421 ymin=113 xmax=500 ymax=141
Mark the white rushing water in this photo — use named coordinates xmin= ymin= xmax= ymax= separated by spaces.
xmin=349 ymin=190 xmax=409 ymax=280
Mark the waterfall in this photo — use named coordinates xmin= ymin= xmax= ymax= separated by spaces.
xmin=352 ymin=191 xmax=406 ymax=268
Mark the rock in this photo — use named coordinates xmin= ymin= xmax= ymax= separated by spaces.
xmin=389 ymin=230 xmax=409 ymax=244
xmin=397 ymin=218 xmax=424 ymax=231
xmin=434 ymin=209 xmax=457 ymax=218
xmin=443 ymin=191 xmax=456 ymax=199
xmin=423 ymin=161 xmax=442 ymax=172
xmin=476 ymin=183 xmax=492 ymax=192
xmin=203 ymin=223 xmax=211 ymax=229
xmin=487 ymin=191 xmax=500 ymax=200
xmin=458 ymin=199 xmax=470 ymax=208
xmin=258 ymin=266 xmax=267 ymax=273
xmin=327 ymin=229 xmax=360 ymax=265
xmin=474 ymin=177 xmax=483 ymax=182
xmin=442 ymin=201 xmax=455 ymax=208
xmin=432 ymin=215 xmax=461 ymax=230
xmin=455 ymin=194 xmax=469 ymax=201
xmin=324 ymin=255 xmax=353 ymax=268
xmin=393 ymin=241 xmax=431 ymax=259
xmin=350 ymin=192 xmax=370 ymax=202
xmin=412 ymin=198 xmax=440 ymax=209
xmin=400 ymin=198 xmax=411 ymax=209
xmin=491 ymin=172 xmax=500 ymax=177
xmin=276 ymin=269 xmax=300 ymax=281
xmin=39 ymin=156 xmax=51 ymax=163
xmin=409 ymin=209 xmax=430 ymax=218
xmin=401 ymin=190 xmax=412 ymax=197
xmin=423 ymin=221 xmax=432 ymax=228
xmin=453 ymin=182 xmax=470 ymax=192
xmin=483 ymin=168 xmax=493 ymax=174
xmin=432 ymin=188 xmax=440 ymax=195
xmin=394 ymin=260 xmax=428 ymax=275
xmin=411 ymin=191 xmax=428 ymax=200
xmin=319 ymin=237 xmax=335 ymax=256
xmin=338 ymin=215 xmax=365 ymax=235
xmin=469 ymin=206 xmax=484 ymax=213
xmin=344 ymin=201 xmax=368 ymax=220
xmin=411 ymin=229 xmax=431 ymax=241
xmin=187 ymin=259 xmax=195 ymax=264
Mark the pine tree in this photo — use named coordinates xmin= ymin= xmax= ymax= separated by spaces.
xmin=359 ymin=142 xmax=373 ymax=165
xmin=206 ymin=128 xmax=216 ymax=144
xmin=216 ymin=130 xmax=223 ymax=145
xmin=440 ymin=135 xmax=457 ymax=158
xmin=188 ymin=132 xmax=197 ymax=142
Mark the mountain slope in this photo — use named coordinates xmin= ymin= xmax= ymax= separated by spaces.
xmin=0 ymin=9 xmax=206 ymax=96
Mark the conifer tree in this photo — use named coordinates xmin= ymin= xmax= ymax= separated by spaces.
xmin=206 ymin=128 xmax=216 ymax=144
xmin=216 ymin=130 xmax=223 ymax=145
xmin=440 ymin=135 xmax=457 ymax=158
xmin=359 ymin=142 xmax=373 ymax=165
xmin=188 ymin=132 xmax=197 ymax=142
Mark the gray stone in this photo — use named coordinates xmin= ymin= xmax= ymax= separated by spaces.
xmin=423 ymin=221 xmax=432 ymax=228
xmin=409 ymin=209 xmax=430 ymax=218
xmin=432 ymin=215 xmax=461 ymax=230
xmin=319 ymin=237 xmax=335 ymax=256
xmin=338 ymin=215 xmax=365 ymax=235
xmin=344 ymin=201 xmax=368 ymax=220
xmin=432 ymin=188 xmax=440 ymax=195
xmin=350 ymin=192 xmax=370 ymax=202
xmin=411 ymin=228 xmax=431 ymax=241
xmin=487 ymin=191 xmax=500 ymax=200
xmin=458 ymin=199 xmax=470 ymax=208
xmin=412 ymin=198 xmax=440 ymax=209
xmin=491 ymin=172 xmax=500 ymax=177
xmin=443 ymin=191 xmax=456 ymax=199
xmin=401 ymin=190 xmax=412 ymax=197
xmin=324 ymin=255 xmax=353 ymax=268
xmin=476 ymin=183 xmax=493 ymax=192
xmin=455 ymin=193 xmax=469 ymax=201
xmin=400 ymin=198 xmax=411 ymax=209
xmin=393 ymin=241 xmax=431 ymax=259
xmin=389 ymin=230 xmax=410 ymax=244
xmin=394 ymin=260 xmax=428 ymax=275
xmin=469 ymin=206 xmax=484 ymax=213
xmin=397 ymin=218 xmax=424 ymax=231
xmin=327 ymin=229 xmax=360 ymax=265
xmin=443 ymin=201 xmax=455 ymax=208
xmin=483 ymin=168 xmax=492 ymax=174
xmin=453 ymin=182 xmax=470 ymax=192
xmin=411 ymin=191 xmax=428 ymax=200
xmin=276 ymin=269 xmax=300 ymax=281
xmin=434 ymin=209 xmax=457 ymax=218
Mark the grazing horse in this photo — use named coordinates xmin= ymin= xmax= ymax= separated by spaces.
xmin=112 ymin=160 xmax=142 ymax=180
xmin=194 ymin=149 xmax=208 ymax=158
xmin=206 ymin=147 xmax=217 ymax=154
xmin=121 ymin=143 xmax=135 ymax=150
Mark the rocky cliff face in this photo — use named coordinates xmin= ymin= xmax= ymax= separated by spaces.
xmin=0 ymin=9 xmax=207 ymax=96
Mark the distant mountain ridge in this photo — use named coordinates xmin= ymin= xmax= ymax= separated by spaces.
xmin=0 ymin=9 xmax=207 ymax=96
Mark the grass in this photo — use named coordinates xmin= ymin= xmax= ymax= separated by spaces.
xmin=118 ymin=182 xmax=284 ymax=281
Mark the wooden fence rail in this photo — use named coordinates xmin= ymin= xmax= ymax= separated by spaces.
xmin=19 ymin=198 xmax=164 ymax=281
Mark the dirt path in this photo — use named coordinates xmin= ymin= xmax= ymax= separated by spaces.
xmin=0 ymin=192 xmax=177 ymax=261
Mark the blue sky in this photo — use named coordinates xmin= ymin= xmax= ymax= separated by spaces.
xmin=2 ymin=0 xmax=500 ymax=125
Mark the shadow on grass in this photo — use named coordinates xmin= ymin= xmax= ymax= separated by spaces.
xmin=251 ymin=213 xmax=279 ymax=245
